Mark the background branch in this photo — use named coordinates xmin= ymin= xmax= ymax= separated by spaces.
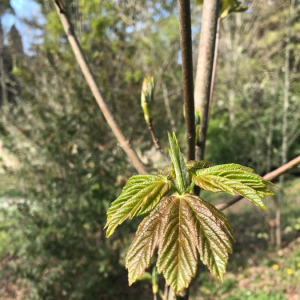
xmin=54 ymin=0 xmax=147 ymax=174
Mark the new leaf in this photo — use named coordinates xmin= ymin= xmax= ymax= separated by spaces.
xmin=192 ymin=164 xmax=273 ymax=209
xmin=105 ymin=175 xmax=171 ymax=237
xmin=126 ymin=194 xmax=234 ymax=294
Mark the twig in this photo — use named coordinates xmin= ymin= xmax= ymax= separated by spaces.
xmin=194 ymin=0 xmax=220 ymax=160
xmin=53 ymin=0 xmax=147 ymax=174
xmin=147 ymin=123 xmax=170 ymax=163
xmin=177 ymin=0 xmax=195 ymax=161
xmin=216 ymin=155 xmax=300 ymax=211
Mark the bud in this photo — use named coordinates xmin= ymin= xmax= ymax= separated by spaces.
xmin=141 ymin=77 xmax=154 ymax=124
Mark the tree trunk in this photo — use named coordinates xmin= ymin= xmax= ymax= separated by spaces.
xmin=208 ymin=16 xmax=221 ymax=117
xmin=194 ymin=0 xmax=220 ymax=160
xmin=276 ymin=0 xmax=294 ymax=248
xmin=54 ymin=0 xmax=147 ymax=174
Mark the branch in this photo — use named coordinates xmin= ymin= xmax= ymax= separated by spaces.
xmin=147 ymin=123 xmax=170 ymax=163
xmin=216 ymin=156 xmax=300 ymax=211
xmin=53 ymin=0 xmax=147 ymax=174
xmin=177 ymin=0 xmax=195 ymax=161
xmin=194 ymin=0 xmax=220 ymax=160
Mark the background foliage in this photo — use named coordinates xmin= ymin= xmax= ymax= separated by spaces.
xmin=0 ymin=0 xmax=299 ymax=299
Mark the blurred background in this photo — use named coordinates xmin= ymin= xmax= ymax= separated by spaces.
xmin=0 ymin=0 xmax=300 ymax=299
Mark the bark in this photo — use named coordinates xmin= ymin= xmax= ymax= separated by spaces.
xmin=177 ymin=0 xmax=195 ymax=161
xmin=54 ymin=0 xmax=147 ymax=174
xmin=275 ymin=0 xmax=294 ymax=248
xmin=194 ymin=0 xmax=220 ymax=160
xmin=216 ymin=155 xmax=300 ymax=211
xmin=208 ymin=16 xmax=221 ymax=117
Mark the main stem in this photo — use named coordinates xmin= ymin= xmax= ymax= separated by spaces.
xmin=194 ymin=0 xmax=220 ymax=160
xmin=177 ymin=0 xmax=195 ymax=162
xmin=54 ymin=0 xmax=147 ymax=174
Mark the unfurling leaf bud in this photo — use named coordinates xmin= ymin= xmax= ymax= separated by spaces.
xmin=141 ymin=77 xmax=154 ymax=124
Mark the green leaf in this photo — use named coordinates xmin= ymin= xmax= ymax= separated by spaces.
xmin=168 ymin=132 xmax=189 ymax=194
xmin=126 ymin=193 xmax=234 ymax=293
xmin=157 ymin=195 xmax=198 ymax=294
xmin=126 ymin=197 xmax=172 ymax=285
xmin=192 ymin=164 xmax=274 ymax=209
xmin=184 ymin=194 xmax=233 ymax=280
xmin=105 ymin=175 xmax=171 ymax=237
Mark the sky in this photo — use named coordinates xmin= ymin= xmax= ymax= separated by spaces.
xmin=1 ymin=0 xmax=44 ymax=54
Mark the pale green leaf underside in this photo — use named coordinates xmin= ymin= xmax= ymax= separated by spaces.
xmin=192 ymin=164 xmax=274 ymax=209
xmin=126 ymin=194 xmax=233 ymax=294
xmin=105 ymin=175 xmax=171 ymax=237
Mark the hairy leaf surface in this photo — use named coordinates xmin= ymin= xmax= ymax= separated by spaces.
xmin=186 ymin=160 xmax=215 ymax=174
xmin=192 ymin=164 xmax=273 ymax=209
xmin=126 ymin=197 xmax=172 ymax=284
xmin=105 ymin=175 xmax=171 ymax=237
xmin=157 ymin=195 xmax=198 ymax=294
xmin=185 ymin=194 xmax=233 ymax=280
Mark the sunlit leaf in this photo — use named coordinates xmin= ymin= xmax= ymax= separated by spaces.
xmin=156 ymin=193 xmax=233 ymax=293
xmin=185 ymin=194 xmax=233 ymax=280
xmin=126 ymin=197 xmax=172 ymax=284
xmin=168 ymin=132 xmax=189 ymax=194
xmin=157 ymin=195 xmax=198 ymax=294
xmin=105 ymin=175 xmax=171 ymax=237
xmin=192 ymin=164 xmax=273 ymax=209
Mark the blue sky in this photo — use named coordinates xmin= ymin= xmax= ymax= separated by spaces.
xmin=1 ymin=0 xmax=44 ymax=54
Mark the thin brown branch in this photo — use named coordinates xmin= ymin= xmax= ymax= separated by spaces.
xmin=194 ymin=0 xmax=220 ymax=160
xmin=177 ymin=0 xmax=195 ymax=161
xmin=53 ymin=0 xmax=147 ymax=174
xmin=147 ymin=123 xmax=170 ymax=163
xmin=216 ymin=155 xmax=300 ymax=211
